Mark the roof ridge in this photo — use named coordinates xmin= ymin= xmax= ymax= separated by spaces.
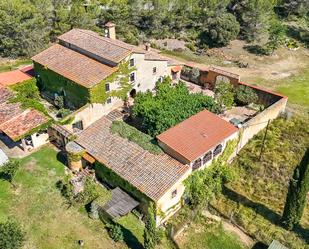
xmin=75 ymin=29 xmax=132 ymax=52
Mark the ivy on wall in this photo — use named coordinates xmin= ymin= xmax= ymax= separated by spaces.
xmin=94 ymin=161 xmax=151 ymax=213
xmin=9 ymin=78 xmax=49 ymax=116
xmin=34 ymin=62 xmax=90 ymax=109
xmin=35 ymin=60 xmax=135 ymax=108
xmin=184 ymin=139 xmax=239 ymax=208
xmin=89 ymin=60 xmax=136 ymax=103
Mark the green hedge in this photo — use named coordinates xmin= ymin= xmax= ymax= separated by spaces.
xmin=111 ymin=121 xmax=163 ymax=154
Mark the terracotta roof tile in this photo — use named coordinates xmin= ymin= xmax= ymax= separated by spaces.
xmin=76 ymin=117 xmax=189 ymax=201
xmin=32 ymin=44 xmax=118 ymax=88
xmin=0 ymin=109 xmax=48 ymax=141
xmin=0 ymin=88 xmax=49 ymax=141
xmin=157 ymin=109 xmax=238 ymax=162
xmin=58 ymin=29 xmax=132 ymax=63
xmin=0 ymin=70 xmax=32 ymax=87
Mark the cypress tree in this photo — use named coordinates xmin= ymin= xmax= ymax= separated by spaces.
xmin=281 ymin=148 xmax=309 ymax=230
xmin=143 ymin=203 xmax=157 ymax=249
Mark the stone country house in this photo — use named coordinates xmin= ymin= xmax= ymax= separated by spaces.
xmin=32 ymin=22 xmax=183 ymax=134
xmin=0 ymin=21 xmax=288 ymax=225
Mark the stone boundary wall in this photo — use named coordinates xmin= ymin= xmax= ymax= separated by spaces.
xmin=237 ymin=94 xmax=288 ymax=152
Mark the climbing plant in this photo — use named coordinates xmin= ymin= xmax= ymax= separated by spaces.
xmin=89 ymin=60 xmax=135 ymax=103
xmin=184 ymin=139 xmax=238 ymax=208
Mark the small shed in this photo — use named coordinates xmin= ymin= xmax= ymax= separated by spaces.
xmin=268 ymin=240 xmax=288 ymax=249
xmin=102 ymin=187 xmax=139 ymax=219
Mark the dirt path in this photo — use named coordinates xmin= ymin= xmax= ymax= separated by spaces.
xmin=203 ymin=210 xmax=254 ymax=248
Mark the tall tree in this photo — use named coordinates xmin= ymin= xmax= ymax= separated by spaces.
xmin=143 ymin=202 xmax=157 ymax=249
xmin=281 ymin=148 xmax=309 ymax=230
xmin=230 ymin=0 xmax=277 ymax=41
xmin=0 ymin=0 xmax=50 ymax=57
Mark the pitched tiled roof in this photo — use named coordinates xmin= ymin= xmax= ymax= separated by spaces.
xmin=0 ymin=88 xmax=49 ymax=141
xmin=157 ymin=109 xmax=238 ymax=162
xmin=76 ymin=117 xmax=189 ymax=201
xmin=0 ymin=109 xmax=48 ymax=141
xmin=32 ymin=44 xmax=118 ymax=88
xmin=0 ymin=69 xmax=32 ymax=88
xmin=58 ymin=29 xmax=132 ymax=64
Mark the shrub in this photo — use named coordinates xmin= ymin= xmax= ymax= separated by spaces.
xmin=214 ymin=81 xmax=235 ymax=110
xmin=143 ymin=203 xmax=157 ymax=249
xmin=185 ymin=42 xmax=196 ymax=52
xmin=200 ymin=13 xmax=240 ymax=47
xmin=57 ymin=108 xmax=71 ymax=118
xmin=0 ymin=220 xmax=25 ymax=249
xmin=111 ymin=121 xmax=163 ymax=154
xmin=132 ymin=77 xmax=220 ymax=136
xmin=235 ymin=85 xmax=258 ymax=106
xmin=108 ymin=224 xmax=123 ymax=242
xmin=54 ymin=95 xmax=64 ymax=109
xmin=0 ymin=160 xmax=20 ymax=186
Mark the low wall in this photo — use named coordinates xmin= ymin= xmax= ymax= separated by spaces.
xmin=238 ymin=97 xmax=287 ymax=151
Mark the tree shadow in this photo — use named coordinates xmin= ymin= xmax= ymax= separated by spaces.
xmin=243 ymin=45 xmax=269 ymax=56
xmin=286 ymin=25 xmax=309 ymax=47
xmin=251 ymin=242 xmax=268 ymax=249
xmin=222 ymin=186 xmax=281 ymax=225
xmin=0 ymin=172 xmax=10 ymax=182
xmin=56 ymin=151 xmax=68 ymax=166
xmin=223 ymin=186 xmax=309 ymax=244
xmin=293 ymin=224 xmax=309 ymax=245
xmin=119 ymin=224 xmax=143 ymax=249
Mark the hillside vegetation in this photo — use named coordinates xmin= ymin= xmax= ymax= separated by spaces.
xmin=211 ymin=116 xmax=309 ymax=249
xmin=0 ymin=0 xmax=308 ymax=58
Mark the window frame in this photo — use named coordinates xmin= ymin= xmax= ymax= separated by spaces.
xmin=213 ymin=144 xmax=223 ymax=157
xmin=192 ymin=158 xmax=202 ymax=170
xmin=203 ymin=151 xmax=212 ymax=165
xmin=171 ymin=189 xmax=177 ymax=199
xmin=129 ymin=58 xmax=135 ymax=67
xmin=105 ymin=83 xmax=110 ymax=92
xmin=129 ymin=72 xmax=136 ymax=83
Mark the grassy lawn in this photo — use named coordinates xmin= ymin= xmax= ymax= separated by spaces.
xmin=275 ymin=68 xmax=309 ymax=114
xmin=177 ymin=221 xmax=247 ymax=249
xmin=211 ymin=117 xmax=309 ymax=249
xmin=0 ymin=146 xmax=126 ymax=249
xmin=0 ymin=58 xmax=32 ymax=73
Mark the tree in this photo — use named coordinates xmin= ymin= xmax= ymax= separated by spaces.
xmin=0 ymin=0 xmax=50 ymax=57
xmin=0 ymin=220 xmax=25 ymax=249
xmin=214 ymin=81 xmax=235 ymax=110
xmin=281 ymin=148 xmax=309 ymax=230
xmin=0 ymin=160 xmax=20 ymax=187
xmin=200 ymin=13 xmax=240 ymax=47
xmin=143 ymin=203 xmax=157 ymax=249
xmin=230 ymin=0 xmax=277 ymax=42
xmin=108 ymin=224 xmax=123 ymax=242
xmin=132 ymin=77 xmax=220 ymax=136
xmin=235 ymin=85 xmax=258 ymax=105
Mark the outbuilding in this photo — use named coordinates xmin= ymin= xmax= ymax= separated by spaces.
xmin=157 ymin=109 xmax=239 ymax=170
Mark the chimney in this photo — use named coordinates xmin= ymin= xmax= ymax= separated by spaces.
xmin=145 ymin=42 xmax=151 ymax=51
xmin=104 ymin=22 xmax=116 ymax=39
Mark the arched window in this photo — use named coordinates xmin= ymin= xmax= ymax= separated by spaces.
xmin=213 ymin=144 xmax=223 ymax=157
xmin=192 ymin=158 xmax=202 ymax=170
xmin=203 ymin=151 xmax=212 ymax=164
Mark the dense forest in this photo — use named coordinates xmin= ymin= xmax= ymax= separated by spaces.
xmin=0 ymin=0 xmax=308 ymax=58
